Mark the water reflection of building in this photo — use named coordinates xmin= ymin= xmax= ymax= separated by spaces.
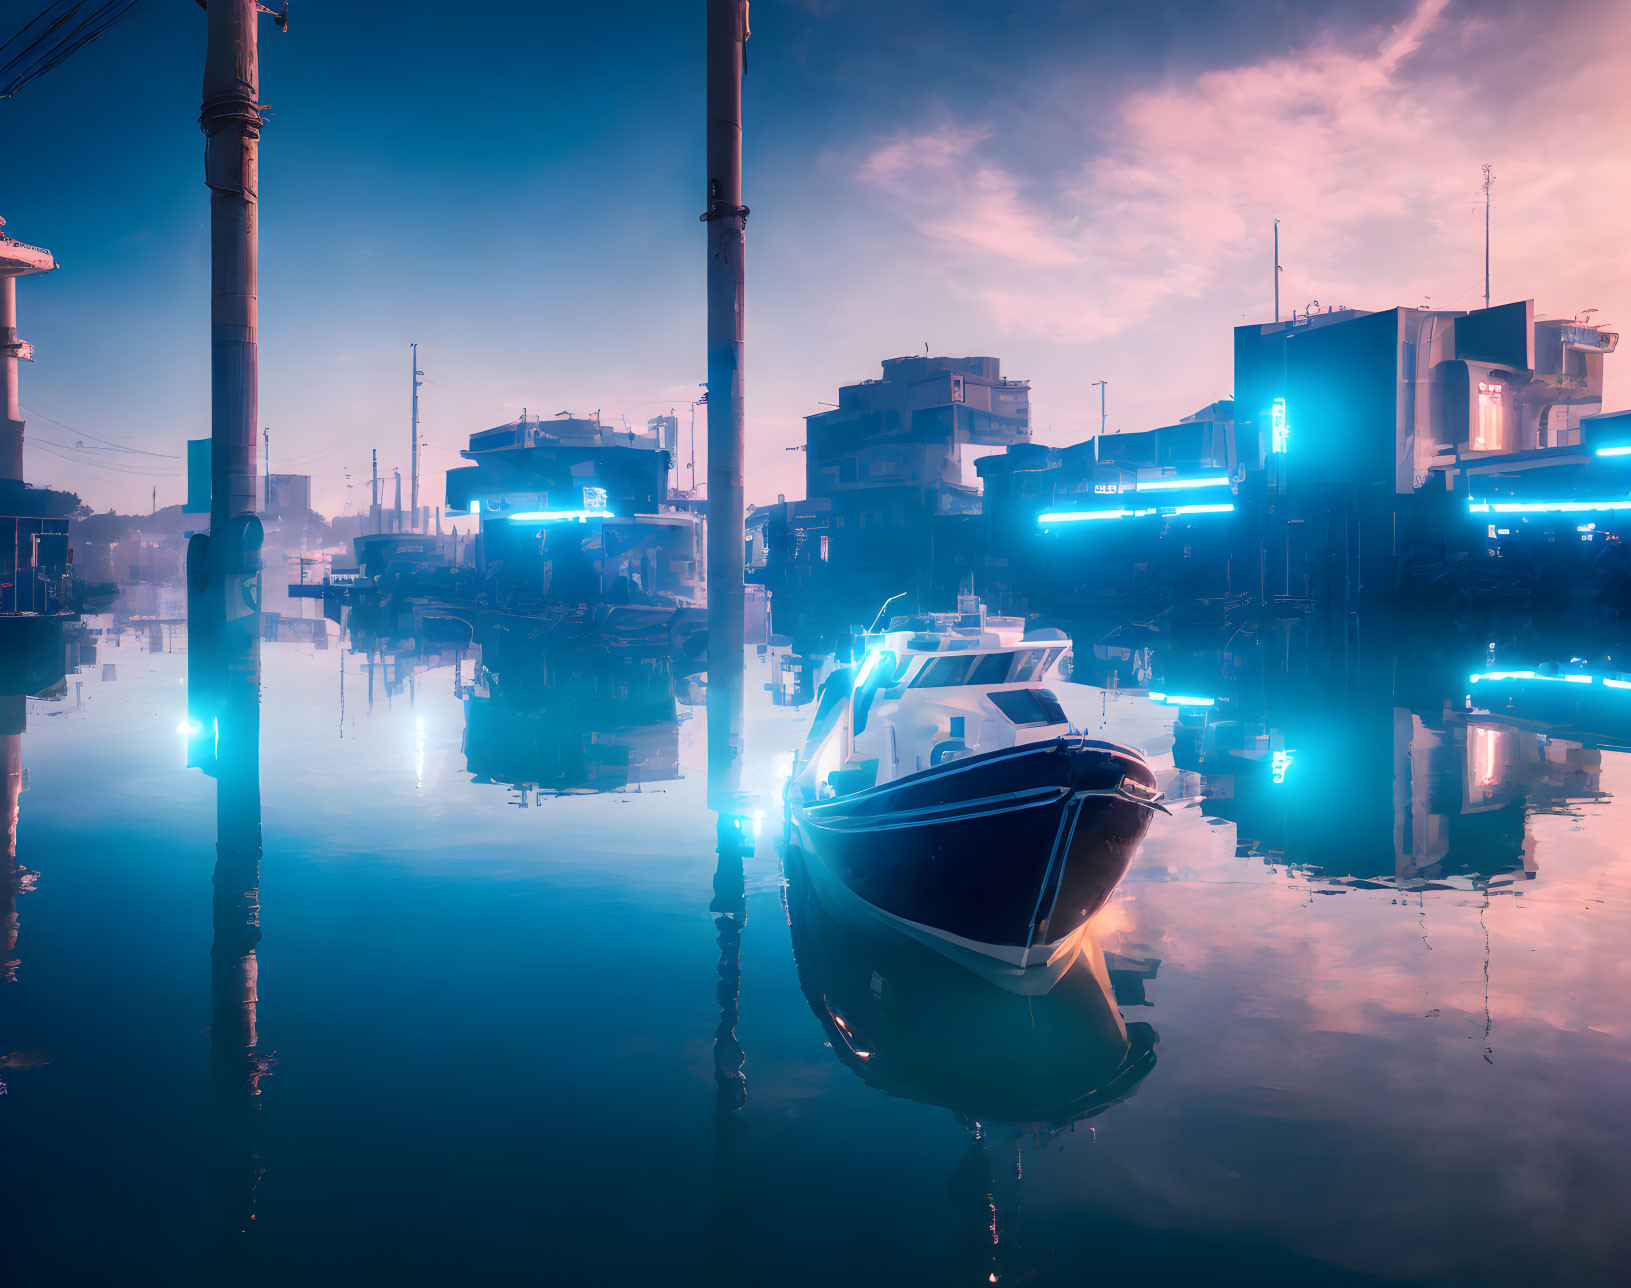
xmin=0 ymin=617 xmax=81 ymax=992
xmin=1155 ymin=626 xmax=1610 ymax=887
xmin=463 ymin=651 xmax=681 ymax=798
xmin=341 ymin=605 xmax=687 ymax=798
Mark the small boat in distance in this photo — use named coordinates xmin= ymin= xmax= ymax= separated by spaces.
xmin=784 ymin=599 xmax=1164 ymax=990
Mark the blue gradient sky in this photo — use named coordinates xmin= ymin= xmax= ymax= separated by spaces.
xmin=6 ymin=0 xmax=1628 ymax=515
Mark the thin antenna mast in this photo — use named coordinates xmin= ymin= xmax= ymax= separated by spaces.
xmin=1481 ymin=165 xmax=1494 ymax=310
xmin=1273 ymin=218 xmax=1281 ymax=323
xmin=410 ymin=342 xmax=422 ymax=531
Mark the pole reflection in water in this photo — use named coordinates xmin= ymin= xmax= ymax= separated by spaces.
xmin=207 ymin=623 xmax=268 ymax=1241
xmin=187 ymin=519 xmax=266 ymax=1245
xmin=708 ymin=709 xmax=753 ymax=1281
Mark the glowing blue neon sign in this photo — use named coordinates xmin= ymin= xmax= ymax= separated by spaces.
xmin=1039 ymin=503 xmax=1235 ymax=526
xmin=1469 ymin=499 xmax=1631 ymax=516
xmin=1596 ymin=446 xmax=1631 ymax=457
xmin=1137 ymin=475 xmax=1231 ymax=492
xmin=508 ymin=509 xmax=615 ymax=522
xmin=1469 ymin=669 xmax=1622 ymax=687
xmin=1147 ymin=691 xmax=1217 ymax=707
xmin=1271 ymin=398 xmax=1288 ymax=453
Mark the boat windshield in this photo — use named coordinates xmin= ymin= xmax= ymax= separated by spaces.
xmin=909 ymin=648 xmax=1049 ymax=688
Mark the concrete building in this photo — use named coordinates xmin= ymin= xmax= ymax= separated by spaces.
xmin=792 ymin=355 xmax=1030 ymax=639
xmin=264 ymin=472 xmax=312 ymax=514
xmin=976 ymin=402 xmax=1247 ymax=616
xmin=444 ymin=411 xmax=702 ymax=609
xmin=1233 ymin=300 xmax=1620 ymax=605
xmin=973 ymin=299 xmax=1625 ymax=618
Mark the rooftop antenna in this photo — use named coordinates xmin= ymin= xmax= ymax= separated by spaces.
xmin=410 ymin=342 xmax=422 ymax=531
xmin=867 ymin=591 xmax=909 ymax=634
xmin=1482 ymin=164 xmax=1494 ymax=310
xmin=1273 ymin=218 xmax=1281 ymax=323
xmin=1091 ymin=378 xmax=1107 ymax=461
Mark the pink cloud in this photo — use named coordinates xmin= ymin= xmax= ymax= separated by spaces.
xmin=853 ymin=0 xmax=1631 ymax=384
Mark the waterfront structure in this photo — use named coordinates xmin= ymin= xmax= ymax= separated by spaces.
xmin=787 ymin=355 xmax=1029 ymax=641
xmin=0 ymin=217 xmax=54 ymax=488
xmin=977 ymin=402 xmax=1244 ymax=615
xmin=0 ymin=218 xmax=72 ymax=616
xmin=973 ymin=299 xmax=1626 ymax=617
xmin=1234 ymin=300 xmax=1620 ymax=605
xmin=264 ymin=472 xmax=311 ymax=515
xmin=444 ymin=411 xmax=702 ymax=609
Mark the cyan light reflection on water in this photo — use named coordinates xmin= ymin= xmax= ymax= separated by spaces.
xmin=3 ymin=600 xmax=1630 ymax=1285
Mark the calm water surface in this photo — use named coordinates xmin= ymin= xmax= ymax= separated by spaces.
xmin=4 ymin=608 xmax=1630 ymax=1285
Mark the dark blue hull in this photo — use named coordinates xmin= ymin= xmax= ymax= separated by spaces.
xmin=788 ymin=737 xmax=1160 ymax=965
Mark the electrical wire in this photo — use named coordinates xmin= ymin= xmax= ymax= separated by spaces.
xmin=0 ymin=0 xmax=140 ymax=100
xmin=20 ymin=404 xmax=178 ymax=457
xmin=29 ymin=440 xmax=178 ymax=478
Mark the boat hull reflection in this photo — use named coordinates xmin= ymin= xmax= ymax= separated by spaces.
xmin=787 ymin=852 xmax=1155 ymax=1125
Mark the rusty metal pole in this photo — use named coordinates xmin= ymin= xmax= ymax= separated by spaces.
xmin=190 ymin=0 xmax=275 ymax=780
xmin=203 ymin=0 xmax=262 ymax=553
xmin=704 ymin=0 xmax=748 ymax=817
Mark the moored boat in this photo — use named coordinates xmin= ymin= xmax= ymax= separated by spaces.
xmin=784 ymin=601 xmax=1163 ymax=986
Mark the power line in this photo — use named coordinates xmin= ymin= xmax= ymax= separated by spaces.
xmin=0 ymin=0 xmax=140 ymax=100
xmin=29 ymin=440 xmax=178 ymax=477
xmin=20 ymin=404 xmax=178 ymax=457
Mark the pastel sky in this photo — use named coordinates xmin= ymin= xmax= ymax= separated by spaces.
xmin=6 ymin=0 xmax=1629 ymax=516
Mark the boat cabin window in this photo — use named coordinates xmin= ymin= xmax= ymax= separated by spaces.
xmin=988 ymin=687 xmax=1069 ymax=727
xmin=1010 ymin=650 xmax=1044 ymax=682
xmin=911 ymin=654 xmax=975 ymax=687
xmin=968 ymin=652 xmax=1013 ymax=686
xmin=909 ymin=648 xmax=1049 ymax=688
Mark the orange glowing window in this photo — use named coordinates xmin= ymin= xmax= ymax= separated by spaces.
xmin=1473 ymin=380 xmax=1507 ymax=452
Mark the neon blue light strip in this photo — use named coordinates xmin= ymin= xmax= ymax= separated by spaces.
xmin=1137 ymin=475 xmax=1231 ymax=492
xmin=1470 ymin=670 xmax=1631 ymax=689
xmin=1596 ymin=446 xmax=1631 ymax=457
xmin=507 ymin=509 xmax=614 ymax=522
xmin=1469 ymin=500 xmax=1631 ymax=515
xmin=1148 ymin=691 xmax=1217 ymax=707
xmin=1039 ymin=508 xmax=1146 ymax=523
xmin=1039 ymin=502 xmax=1235 ymax=525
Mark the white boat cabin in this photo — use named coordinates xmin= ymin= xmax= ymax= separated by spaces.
xmin=793 ymin=611 xmax=1074 ymax=801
